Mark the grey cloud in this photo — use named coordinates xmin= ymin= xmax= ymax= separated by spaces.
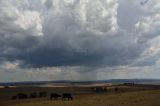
xmin=140 ymin=0 xmax=150 ymax=5
xmin=2 ymin=0 xmax=134 ymax=68
xmin=0 ymin=0 xmax=160 ymax=82
xmin=0 ymin=0 xmax=149 ymax=68
xmin=45 ymin=0 xmax=53 ymax=9
xmin=117 ymin=0 xmax=144 ymax=32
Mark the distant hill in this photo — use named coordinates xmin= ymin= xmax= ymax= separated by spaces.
xmin=0 ymin=79 xmax=160 ymax=86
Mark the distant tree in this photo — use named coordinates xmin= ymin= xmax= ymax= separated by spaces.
xmin=95 ymin=87 xmax=107 ymax=92
xmin=4 ymin=86 xmax=9 ymax=88
xmin=103 ymin=87 xmax=108 ymax=92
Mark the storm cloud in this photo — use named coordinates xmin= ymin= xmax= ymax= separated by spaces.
xmin=0 ymin=0 xmax=160 ymax=82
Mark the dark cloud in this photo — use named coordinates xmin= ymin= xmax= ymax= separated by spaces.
xmin=0 ymin=33 xmax=143 ymax=68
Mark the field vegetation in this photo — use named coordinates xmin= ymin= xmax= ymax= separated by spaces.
xmin=0 ymin=84 xmax=160 ymax=106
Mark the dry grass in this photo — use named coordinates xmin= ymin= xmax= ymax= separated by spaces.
xmin=3 ymin=90 xmax=160 ymax=106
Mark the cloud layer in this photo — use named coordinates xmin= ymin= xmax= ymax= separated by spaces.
xmin=0 ymin=0 xmax=160 ymax=82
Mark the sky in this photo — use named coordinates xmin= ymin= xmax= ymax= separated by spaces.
xmin=0 ymin=0 xmax=160 ymax=82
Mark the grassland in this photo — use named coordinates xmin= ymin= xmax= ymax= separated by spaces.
xmin=0 ymin=85 xmax=160 ymax=106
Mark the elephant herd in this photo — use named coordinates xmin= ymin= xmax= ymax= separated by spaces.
xmin=11 ymin=92 xmax=73 ymax=100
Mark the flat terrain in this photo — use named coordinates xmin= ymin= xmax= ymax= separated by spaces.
xmin=0 ymin=84 xmax=160 ymax=106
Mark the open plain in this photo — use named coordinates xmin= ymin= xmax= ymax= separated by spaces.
xmin=0 ymin=84 xmax=160 ymax=106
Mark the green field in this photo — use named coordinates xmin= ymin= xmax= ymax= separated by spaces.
xmin=0 ymin=85 xmax=160 ymax=106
